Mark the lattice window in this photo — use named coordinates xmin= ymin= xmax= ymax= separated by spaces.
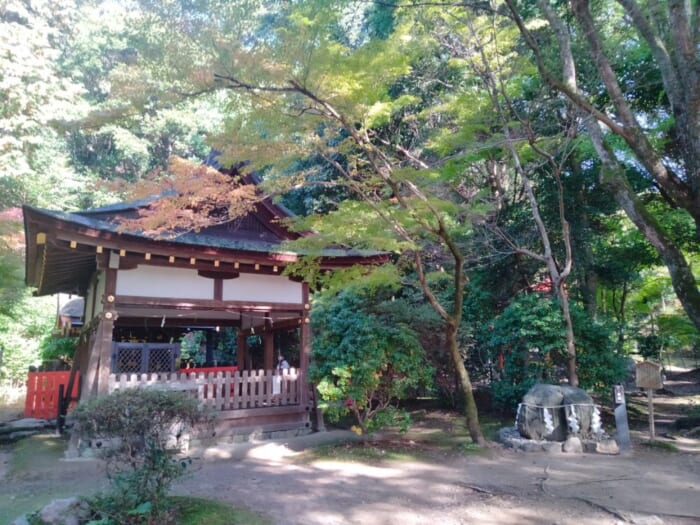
xmin=148 ymin=346 xmax=174 ymax=373
xmin=115 ymin=346 xmax=145 ymax=374
xmin=112 ymin=343 xmax=179 ymax=374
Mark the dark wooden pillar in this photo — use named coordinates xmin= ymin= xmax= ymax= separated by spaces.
xmin=96 ymin=314 xmax=115 ymax=395
xmin=82 ymin=320 xmax=104 ymax=399
xmin=237 ymin=332 xmax=248 ymax=370
xmin=96 ymin=267 xmax=117 ymax=395
xmin=263 ymin=331 xmax=274 ymax=370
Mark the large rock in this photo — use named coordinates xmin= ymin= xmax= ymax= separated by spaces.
xmin=38 ymin=497 xmax=90 ymax=525
xmin=561 ymin=385 xmax=596 ymax=439
xmin=517 ymin=384 xmax=596 ymax=441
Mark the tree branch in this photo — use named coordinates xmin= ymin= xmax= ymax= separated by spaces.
xmin=569 ymin=0 xmax=694 ymax=211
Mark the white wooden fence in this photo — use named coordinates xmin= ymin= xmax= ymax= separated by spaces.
xmin=108 ymin=368 xmax=299 ymax=410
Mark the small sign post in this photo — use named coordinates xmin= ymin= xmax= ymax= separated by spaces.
xmin=636 ymin=361 xmax=663 ymax=441
xmin=613 ymin=384 xmax=632 ymax=453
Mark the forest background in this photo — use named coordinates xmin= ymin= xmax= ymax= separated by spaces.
xmin=1 ymin=0 xmax=699 ymax=436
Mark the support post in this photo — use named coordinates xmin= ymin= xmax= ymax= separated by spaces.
xmin=56 ymin=384 xmax=65 ymax=435
xmin=263 ymin=331 xmax=274 ymax=370
xmin=647 ymin=388 xmax=656 ymax=441
xmin=96 ymin=314 xmax=114 ymax=395
xmin=96 ymin=267 xmax=117 ymax=395
xmin=612 ymin=384 xmax=632 ymax=453
xmin=237 ymin=332 xmax=248 ymax=371
xmin=82 ymin=321 xmax=104 ymax=399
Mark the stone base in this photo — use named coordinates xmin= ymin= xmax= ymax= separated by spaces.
xmin=191 ymin=426 xmax=313 ymax=447
xmin=497 ymin=426 xmax=618 ymax=455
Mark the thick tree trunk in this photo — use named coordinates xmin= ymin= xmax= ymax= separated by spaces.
xmin=579 ymin=247 xmax=599 ymax=318
xmin=510 ymin=0 xmax=700 ymax=332
xmin=601 ymin=160 xmax=700 ymax=329
xmin=581 ymin=120 xmax=700 ymax=329
xmin=446 ymin=322 xmax=485 ymax=445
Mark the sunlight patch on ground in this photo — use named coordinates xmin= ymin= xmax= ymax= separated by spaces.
xmin=199 ymin=441 xmax=304 ymax=462
xmin=245 ymin=442 xmax=303 ymax=461
xmin=310 ymin=459 xmax=403 ymax=478
xmin=653 ymin=393 xmax=700 ymax=406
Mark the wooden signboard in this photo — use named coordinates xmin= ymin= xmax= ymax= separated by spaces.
xmin=636 ymin=361 xmax=663 ymax=390
xmin=635 ymin=361 xmax=663 ymax=440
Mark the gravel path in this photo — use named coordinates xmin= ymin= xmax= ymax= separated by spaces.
xmin=1 ymin=429 xmax=699 ymax=524
xmin=172 ymin=430 xmax=700 ymax=525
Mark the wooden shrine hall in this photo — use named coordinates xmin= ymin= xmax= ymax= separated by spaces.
xmin=23 ymin=172 xmax=385 ymax=436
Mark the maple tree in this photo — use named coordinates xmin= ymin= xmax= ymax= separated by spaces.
xmin=3 ymin=0 xmax=699 ymax=436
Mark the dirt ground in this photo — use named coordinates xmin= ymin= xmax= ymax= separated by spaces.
xmin=1 ymin=372 xmax=699 ymax=525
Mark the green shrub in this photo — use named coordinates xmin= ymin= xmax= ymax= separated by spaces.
xmin=38 ymin=336 xmax=76 ymax=367
xmin=571 ymin=305 xmax=626 ymax=395
xmin=487 ymin=294 xmax=625 ymax=412
xmin=310 ymin=285 xmax=433 ymax=435
xmin=487 ymin=294 xmax=566 ymax=412
xmin=71 ymin=388 xmax=203 ymax=524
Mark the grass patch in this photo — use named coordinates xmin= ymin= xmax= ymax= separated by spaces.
xmin=479 ymin=415 xmax=513 ymax=441
xmin=305 ymin=409 xmax=497 ymax=463
xmin=308 ymin=440 xmax=418 ymax=462
xmin=10 ymin=434 xmax=68 ymax=477
xmin=171 ymin=496 xmax=272 ymax=525
xmin=0 ymin=434 xmax=107 ymax=524
xmin=640 ymin=440 xmax=679 ymax=453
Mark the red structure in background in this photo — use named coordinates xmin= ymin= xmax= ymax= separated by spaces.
xmin=530 ymin=277 xmax=554 ymax=293
xmin=25 ymin=371 xmax=80 ymax=419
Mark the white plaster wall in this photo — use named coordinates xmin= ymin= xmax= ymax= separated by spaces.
xmin=223 ymin=273 xmax=302 ymax=304
xmin=116 ymin=266 xmax=214 ymax=299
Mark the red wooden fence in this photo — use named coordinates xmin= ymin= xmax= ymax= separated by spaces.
xmin=25 ymin=371 xmax=80 ymax=419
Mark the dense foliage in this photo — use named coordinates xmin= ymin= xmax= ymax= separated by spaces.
xmin=1 ymin=1 xmax=698 ymax=443
xmin=486 ymin=294 xmax=625 ymax=411
xmin=310 ymin=285 xmax=434 ymax=434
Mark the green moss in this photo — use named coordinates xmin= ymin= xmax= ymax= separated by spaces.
xmin=640 ymin=440 xmax=679 ymax=452
xmin=171 ymin=496 xmax=272 ymax=525
xmin=10 ymin=434 xmax=67 ymax=478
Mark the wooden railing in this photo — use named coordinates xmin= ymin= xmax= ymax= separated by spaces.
xmin=25 ymin=371 xmax=80 ymax=419
xmin=108 ymin=368 xmax=299 ymax=410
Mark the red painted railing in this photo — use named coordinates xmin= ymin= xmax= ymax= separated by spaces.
xmin=25 ymin=371 xmax=79 ymax=419
xmin=179 ymin=366 xmax=238 ymax=375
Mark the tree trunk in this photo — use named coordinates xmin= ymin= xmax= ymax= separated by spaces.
xmin=556 ymin=283 xmax=579 ymax=387
xmin=508 ymin=0 xmax=700 ymax=332
xmin=446 ymin=321 xmax=485 ymax=445
xmin=590 ymin=125 xmax=700 ymax=330
xmin=606 ymin=172 xmax=700 ymax=328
